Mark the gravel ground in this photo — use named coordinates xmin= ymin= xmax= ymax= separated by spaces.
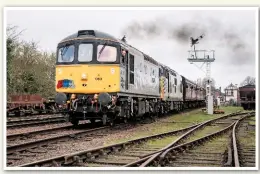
xmin=8 ymin=124 xmax=137 ymax=166
xmin=7 ymin=108 xmax=241 ymax=167
xmin=7 ymin=128 xmax=87 ymax=146
xmin=6 ymin=109 xmax=198 ymax=135
xmin=7 ymin=114 xmax=63 ymax=122
xmin=7 ymin=122 xmax=72 ymax=135
xmin=6 ymin=120 xmax=94 ymax=135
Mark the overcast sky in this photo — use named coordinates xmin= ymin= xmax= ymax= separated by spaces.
xmin=6 ymin=8 xmax=257 ymax=91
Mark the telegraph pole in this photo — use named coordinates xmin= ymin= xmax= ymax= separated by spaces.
xmin=187 ymin=34 xmax=215 ymax=115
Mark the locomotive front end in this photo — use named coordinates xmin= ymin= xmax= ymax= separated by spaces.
xmin=55 ymin=30 xmax=121 ymax=126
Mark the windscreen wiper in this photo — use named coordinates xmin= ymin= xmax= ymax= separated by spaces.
xmin=98 ymin=42 xmax=108 ymax=59
xmin=61 ymin=46 xmax=70 ymax=59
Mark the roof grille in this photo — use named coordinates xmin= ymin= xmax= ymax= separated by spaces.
xmin=77 ymin=30 xmax=95 ymax=37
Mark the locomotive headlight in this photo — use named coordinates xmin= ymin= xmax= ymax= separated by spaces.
xmin=71 ymin=94 xmax=76 ymax=100
xmin=81 ymin=73 xmax=87 ymax=79
xmin=94 ymin=94 xmax=99 ymax=100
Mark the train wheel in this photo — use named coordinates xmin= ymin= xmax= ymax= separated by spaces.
xmin=154 ymin=104 xmax=159 ymax=117
xmin=102 ymin=114 xmax=107 ymax=125
xmin=150 ymin=113 xmax=156 ymax=122
xmin=109 ymin=120 xmax=115 ymax=127
xmin=90 ymin=119 xmax=96 ymax=124
xmin=14 ymin=111 xmax=20 ymax=117
xmin=123 ymin=118 xmax=128 ymax=124
xmin=160 ymin=106 xmax=164 ymax=116
xmin=71 ymin=119 xmax=79 ymax=126
xmin=109 ymin=115 xmax=116 ymax=127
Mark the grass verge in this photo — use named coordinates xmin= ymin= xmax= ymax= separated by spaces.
xmin=104 ymin=106 xmax=243 ymax=145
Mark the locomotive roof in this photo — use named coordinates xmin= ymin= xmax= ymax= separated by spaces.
xmin=59 ymin=30 xmax=119 ymax=43
xmin=60 ymin=30 xmax=161 ymax=66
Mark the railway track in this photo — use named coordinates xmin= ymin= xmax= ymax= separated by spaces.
xmin=233 ymin=115 xmax=255 ymax=167
xmin=6 ymin=108 xmax=199 ymax=167
xmin=7 ymin=111 xmax=65 ymax=118
xmin=123 ymin=112 xmax=254 ymax=167
xmin=83 ymin=112 xmax=250 ymax=167
xmin=6 ymin=109 xmax=200 ymax=162
xmin=16 ymin=111 xmax=252 ymax=167
xmin=140 ymin=112 xmax=255 ymax=167
xmin=7 ymin=125 xmax=73 ymax=144
xmin=7 ymin=108 xmax=203 ymax=150
xmin=7 ymin=121 xmax=111 ymax=148
xmin=7 ymin=124 xmax=110 ymax=157
xmin=6 ymin=108 xmax=199 ymax=129
xmin=7 ymin=115 xmax=67 ymax=128
xmin=7 ymin=122 xmax=150 ymax=167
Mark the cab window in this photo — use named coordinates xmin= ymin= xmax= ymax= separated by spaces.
xmin=58 ymin=45 xmax=74 ymax=63
xmin=121 ymin=48 xmax=127 ymax=65
xmin=78 ymin=44 xmax=93 ymax=62
xmin=97 ymin=45 xmax=117 ymax=62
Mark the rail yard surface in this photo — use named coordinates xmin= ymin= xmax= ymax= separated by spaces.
xmin=6 ymin=106 xmax=256 ymax=168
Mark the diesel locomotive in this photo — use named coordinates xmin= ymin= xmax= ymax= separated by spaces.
xmin=55 ymin=30 xmax=206 ymax=126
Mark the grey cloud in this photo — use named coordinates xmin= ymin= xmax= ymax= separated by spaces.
xmin=122 ymin=14 xmax=255 ymax=66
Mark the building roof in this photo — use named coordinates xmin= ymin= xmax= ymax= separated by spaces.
xmin=225 ymin=83 xmax=238 ymax=90
xmin=239 ymin=84 xmax=255 ymax=89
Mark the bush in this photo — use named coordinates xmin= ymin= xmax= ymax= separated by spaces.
xmin=7 ymin=25 xmax=56 ymax=100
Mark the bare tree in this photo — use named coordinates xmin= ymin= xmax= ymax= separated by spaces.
xmin=240 ymin=76 xmax=255 ymax=86
xmin=196 ymin=78 xmax=203 ymax=86
xmin=7 ymin=25 xmax=25 ymax=40
xmin=7 ymin=24 xmax=56 ymax=98
xmin=202 ymin=77 xmax=216 ymax=88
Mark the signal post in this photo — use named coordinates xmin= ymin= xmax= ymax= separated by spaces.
xmin=187 ymin=35 xmax=215 ymax=115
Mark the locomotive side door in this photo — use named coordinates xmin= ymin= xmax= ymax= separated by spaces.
xmin=121 ymin=48 xmax=129 ymax=90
